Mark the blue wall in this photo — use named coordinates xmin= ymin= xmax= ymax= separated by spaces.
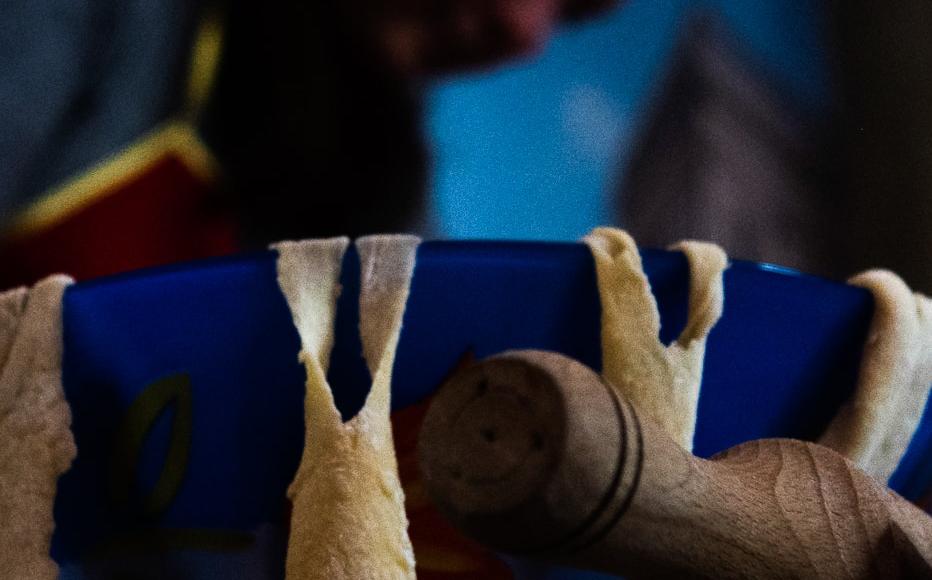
xmin=425 ymin=0 xmax=832 ymax=241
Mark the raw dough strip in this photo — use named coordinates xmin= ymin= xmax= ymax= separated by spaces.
xmin=274 ymin=235 xmax=419 ymax=580
xmin=820 ymin=270 xmax=932 ymax=482
xmin=275 ymin=237 xmax=350 ymax=448
xmin=584 ymin=228 xmax=727 ymax=451
xmin=355 ymin=235 xmax=420 ymax=449
xmin=0 ymin=275 xmax=77 ymax=580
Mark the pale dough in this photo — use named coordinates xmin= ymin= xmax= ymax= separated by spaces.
xmin=0 ymin=275 xmax=77 ymax=580
xmin=820 ymin=269 xmax=932 ymax=482
xmin=584 ymin=227 xmax=727 ymax=452
xmin=585 ymin=227 xmax=932 ymax=480
xmin=274 ymin=235 xmax=419 ymax=580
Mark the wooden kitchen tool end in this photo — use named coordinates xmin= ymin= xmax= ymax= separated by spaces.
xmin=418 ymin=350 xmax=932 ymax=579
xmin=417 ymin=350 xmax=640 ymax=555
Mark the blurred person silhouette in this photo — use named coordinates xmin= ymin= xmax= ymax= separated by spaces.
xmin=0 ymin=0 xmax=616 ymax=286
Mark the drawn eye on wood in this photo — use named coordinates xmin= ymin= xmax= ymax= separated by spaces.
xmin=108 ymin=373 xmax=193 ymax=519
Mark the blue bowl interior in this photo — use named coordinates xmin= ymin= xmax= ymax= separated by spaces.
xmin=53 ymin=241 xmax=932 ymax=579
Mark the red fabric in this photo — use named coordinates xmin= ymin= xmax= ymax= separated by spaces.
xmin=391 ymin=349 xmax=514 ymax=579
xmin=0 ymin=155 xmax=239 ymax=288
xmin=393 ymin=396 xmax=513 ymax=579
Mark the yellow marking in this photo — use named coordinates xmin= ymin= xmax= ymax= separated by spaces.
xmin=185 ymin=8 xmax=225 ymax=118
xmin=109 ymin=374 xmax=193 ymax=517
xmin=6 ymin=121 xmax=219 ymax=238
xmin=6 ymin=7 xmax=227 ymax=239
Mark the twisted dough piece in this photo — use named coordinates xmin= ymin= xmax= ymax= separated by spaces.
xmin=820 ymin=270 xmax=932 ymax=482
xmin=0 ymin=275 xmax=76 ymax=580
xmin=586 ymin=229 xmax=932 ymax=483
xmin=274 ymin=236 xmax=419 ymax=580
xmin=584 ymin=227 xmax=727 ymax=452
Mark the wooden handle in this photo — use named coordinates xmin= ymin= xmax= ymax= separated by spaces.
xmin=417 ymin=350 xmax=932 ymax=579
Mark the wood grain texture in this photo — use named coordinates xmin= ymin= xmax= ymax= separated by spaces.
xmin=418 ymin=350 xmax=932 ymax=579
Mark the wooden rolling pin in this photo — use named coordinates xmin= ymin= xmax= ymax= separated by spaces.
xmin=417 ymin=350 xmax=932 ymax=579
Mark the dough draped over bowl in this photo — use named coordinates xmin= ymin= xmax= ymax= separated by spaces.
xmin=274 ymin=235 xmax=419 ymax=580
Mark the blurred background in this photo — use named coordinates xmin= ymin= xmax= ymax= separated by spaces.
xmin=1 ymin=0 xmax=930 ymax=291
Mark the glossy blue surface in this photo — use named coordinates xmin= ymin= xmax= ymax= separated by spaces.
xmin=53 ymin=241 xmax=931 ymax=579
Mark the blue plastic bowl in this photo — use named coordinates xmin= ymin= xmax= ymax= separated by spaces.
xmin=53 ymin=241 xmax=932 ymax=579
